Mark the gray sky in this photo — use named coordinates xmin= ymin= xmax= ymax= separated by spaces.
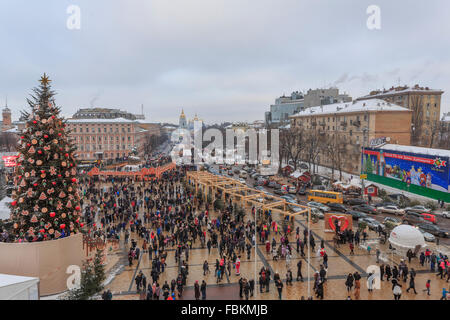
xmin=1 ymin=0 xmax=449 ymax=124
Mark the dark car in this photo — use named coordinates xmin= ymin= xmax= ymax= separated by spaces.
xmin=297 ymin=187 xmax=307 ymax=195
xmin=352 ymin=204 xmax=377 ymax=214
xmin=347 ymin=210 xmax=368 ymax=220
xmin=416 ymin=223 xmax=449 ymax=238
xmin=402 ymin=212 xmax=427 ymax=225
xmin=374 ymin=201 xmax=397 ymax=208
xmin=326 ymin=202 xmax=347 ymax=212
xmin=346 ymin=198 xmax=367 ymax=206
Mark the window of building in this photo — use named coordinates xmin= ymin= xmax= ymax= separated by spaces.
xmin=86 ymin=127 xmax=89 ymax=133
xmin=73 ymin=127 xmax=77 ymax=133
xmin=128 ymin=127 xmax=131 ymax=132
xmin=104 ymin=127 xmax=107 ymax=133
xmin=98 ymin=127 xmax=101 ymax=133
xmin=364 ymin=114 xmax=368 ymax=121
xmin=80 ymin=127 xmax=83 ymax=133
xmin=128 ymin=136 xmax=131 ymax=142
xmin=350 ymin=130 xmax=352 ymax=136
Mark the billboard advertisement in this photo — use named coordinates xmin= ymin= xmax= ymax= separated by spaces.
xmin=362 ymin=147 xmax=449 ymax=193
xmin=2 ymin=155 xmax=18 ymax=167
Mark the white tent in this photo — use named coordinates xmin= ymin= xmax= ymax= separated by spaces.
xmin=0 ymin=197 xmax=12 ymax=220
xmin=0 ymin=274 xmax=40 ymax=300
xmin=389 ymin=225 xmax=426 ymax=256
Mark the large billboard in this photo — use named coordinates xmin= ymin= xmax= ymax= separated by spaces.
xmin=362 ymin=147 xmax=449 ymax=193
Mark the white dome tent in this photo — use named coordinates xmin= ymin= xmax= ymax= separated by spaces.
xmin=388 ymin=225 xmax=426 ymax=256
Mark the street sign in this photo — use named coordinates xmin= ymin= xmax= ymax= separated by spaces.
xmin=360 ymin=174 xmax=367 ymax=179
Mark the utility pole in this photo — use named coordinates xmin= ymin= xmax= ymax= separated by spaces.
xmin=307 ymin=207 xmax=311 ymax=299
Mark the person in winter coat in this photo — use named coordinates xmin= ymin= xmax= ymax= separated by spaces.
xmin=345 ymin=273 xmax=354 ymax=292
xmin=194 ymin=280 xmax=201 ymax=300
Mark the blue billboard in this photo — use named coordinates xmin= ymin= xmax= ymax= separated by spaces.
xmin=363 ymin=147 xmax=450 ymax=193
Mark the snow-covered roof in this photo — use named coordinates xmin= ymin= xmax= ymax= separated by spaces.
xmin=359 ymin=86 xmax=443 ymax=99
xmin=67 ymin=118 xmax=138 ymax=124
xmin=290 ymin=99 xmax=409 ymax=118
xmin=442 ymin=115 xmax=450 ymax=122
xmin=380 ymin=144 xmax=450 ymax=158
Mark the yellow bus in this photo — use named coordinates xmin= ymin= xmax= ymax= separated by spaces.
xmin=307 ymin=190 xmax=343 ymax=204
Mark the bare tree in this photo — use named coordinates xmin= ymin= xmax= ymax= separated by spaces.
xmin=0 ymin=132 xmax=18 ymax=152
xmin=280 ymin=126 xmax=305 ymax=171
xmin=410 ymin=95 xmax=424 ymax=146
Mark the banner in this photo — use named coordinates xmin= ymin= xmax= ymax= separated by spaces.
xmin=363 ymin=147 xmax=450 ymax=193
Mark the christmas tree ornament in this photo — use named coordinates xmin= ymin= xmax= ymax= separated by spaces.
xmin=61 ymin=213 xmax=66 ymax=218
xmin=30 ymin=215 xmax=38 ymax=223
xmin=21 ymin=210 xmax=29 ymax=216
xmin=41 ymin=207 xmax=48 ymax=213
xmin=49 ymin=212 xmax=56 ymax=218
xmin=31 ymin=139 xmax=37 ymax=145
xmin=39 ymin=192 xmax=47 ymax=200
xmin=59 ymin=191 xmax=66 ymax=198
xmin=31 ymin=170 xmax=36 ymax=176
xmin=48 ymin=228 xmax=54 ymax=235
xmin=54 ymin=230 xmax=61 ymax=238
xmin=60 ymin=224 xmax=66 ymax=230
xmin=36 ymin=160 xmax=42 ymax=165
xmin=28 ymin=158 xmax=34 ymax=164
xmin=28 ymin=146 xmax=36 ymax=153
xmin=62 ymin=161 xmax=67 ymax=167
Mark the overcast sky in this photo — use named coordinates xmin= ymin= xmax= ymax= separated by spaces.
xmin=1 ymin=0 xmax=449 ymax=124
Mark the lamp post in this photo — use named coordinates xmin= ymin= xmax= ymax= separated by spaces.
xmin=307 ymin=207 xmax=311 ymax=299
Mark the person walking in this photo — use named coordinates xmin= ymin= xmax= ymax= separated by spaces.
xmin=345 ymin=273 xmax=354 ymax=292
xmin=393 ymin=281 xmax=402 ymax=300
xmin=275 ymin=277 xmax=283 ymax=300
xmin=423 ymin=279 xmax=431 ymax=296
xmin=201 ymin=280 xmax=207 ymax=300
xmin=194 ymin=280 xmax=200 ymax=300
xmin=406 ymin=270 xmax=417 ymax=294
xmin=297 ymin=260 xmax=304 ymax=281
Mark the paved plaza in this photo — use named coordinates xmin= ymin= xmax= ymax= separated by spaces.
xmin=102 ymin=190 xmax=449 ymax=300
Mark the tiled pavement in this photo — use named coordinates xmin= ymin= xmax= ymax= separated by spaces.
xmin=102 ymin=189 xmax=449 ymax=300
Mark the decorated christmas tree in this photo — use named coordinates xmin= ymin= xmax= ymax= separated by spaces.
xmin=10 ymin=74 xmax=82 ymax=241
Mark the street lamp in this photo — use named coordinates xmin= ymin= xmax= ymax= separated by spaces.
xmin=307 ymin=207 xmax=311 ymax=299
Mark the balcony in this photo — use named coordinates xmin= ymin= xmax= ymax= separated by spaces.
xmin=340 ymin=121 xmax=347 ymax=127
xmin=353 ymin=120 xmax=361 ymax=127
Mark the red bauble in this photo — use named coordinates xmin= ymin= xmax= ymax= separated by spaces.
xmin=21 ymin=136 xmax=24 ymax=139
xmin=80 ymin=223 xmax=84 ymax=227
xmin=44 ymin=135 xmax=48 ymax=138
xmin=50 ymin=212 xmax=56 ymax=218
xmin=75 ymin=206 xmax=80 ymax=211
xmin=51 ymin=116 xmax=55 ymax=119
xmin=52 ymin=181 xmax=56 ymax=185
xmin=33 ymin=120 xmax=37 ymax=124
xmin=38 ymin=150 xmax=42 ymax=154
xmin=60 ymin=224 xmax=66 ymax=229
xmin=72 ymin=178 xmax=77 ymax=183
xmin=58 ymin=133 xmax=62 ymax=136
xmin=65 ymin=153 xmax=69 ymax=157
xmin=33 ymin=183 xmax=38 ymax=187
xmin=39 ymin=229 xmax=45 ymax=233
xmin=41 ymin=170 xmax=45 ymax=173
xmin=11 ymin=201 xmax=17 ymax=206
xmin=27 ymin=143 xmax=31 ymax=147
xmin=58 ymin=174 xmax=62 ymax=178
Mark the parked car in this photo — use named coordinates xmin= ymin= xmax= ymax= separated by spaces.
xmin=238 ymin=178 xmax=246 ymax=184
xmin=378 ymin=205 xmax=405 ymax=216
xmin=352 ymin=204 xmax=377 ymax=215
xmin=310 ymin=208 xmax=324 ymax=219
xmin=347 ymin=210 xmax=368 ymax=220
xmin=404 ymin=205 xmax=431 ymax=214
xmin=267 ymin=181 xmax=279 ymax=188
xmin=274 ymin=189 xmax=287 ymax=195
xmin=326 ymin=202 xmax=347 ymax=212
xmin=346 ymin=198 xmax=367 ymax=206
xmin=374 ymin=201 xmax=398 ymax=208
xmin=416 ymin=223 xmax=449 ymax=238
xmin=228 ymin=170 xmax=233 ymax=176
xmin=288 ymin=187 xmax=297 ymax=194
xmin=402 ymin=212 xmax=427 ymax=225
xmin=420 ymin=213 xmax=437 ymax=224
xmin=254 ymin=186 xmax=265 ymax=192
xmin=299 ymin=163 xmax=309 ymax=170
xmin=436 ymin=211 xmax=450 ymax=219
xmin=307 ymin=201 xmax=330 ymax=212
xmin=360 ymin=217 xmax=384 ymax=231
xmin=383 ymin=217 xmax=402 ymax=227
xmin=281 ymin=195 xmax=297 ymax=204
xmin=418 ymin=228 xmax=436 ymax=242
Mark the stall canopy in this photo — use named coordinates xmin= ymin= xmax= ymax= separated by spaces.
xmin=0 ymin=274 xmax=39 ymax=300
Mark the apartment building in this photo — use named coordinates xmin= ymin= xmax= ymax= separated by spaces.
xmin=290 ymin=99 xmax=412 ymax=174
xmin=357 ymin=84 xmax=444 ymax=147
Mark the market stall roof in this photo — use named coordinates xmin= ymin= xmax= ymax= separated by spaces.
xmin=389 ymin=225 xmax=426 ymax=249
xmin=0 ymin=273 xmax=39 ymax=300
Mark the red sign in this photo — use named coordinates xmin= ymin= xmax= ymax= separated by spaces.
xmin=2 ymin=155 xmax=18 ymax=167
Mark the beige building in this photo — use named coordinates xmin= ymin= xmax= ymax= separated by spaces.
xmin=290 ymin=99 xmax=412 ymax=174
xmin=357 ymin=84 xmax=444 ymax=147
xmin=66 ymin=118 xmax=148 ymax=161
